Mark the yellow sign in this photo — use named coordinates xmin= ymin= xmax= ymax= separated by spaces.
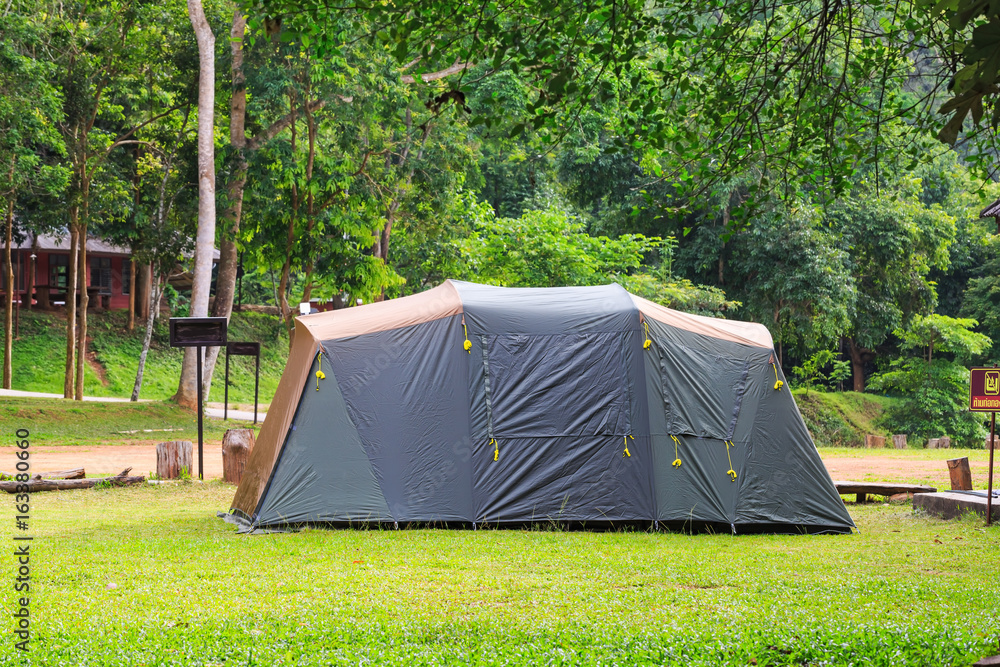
xmin=987 ymin=370 xmax=1000 ymax=395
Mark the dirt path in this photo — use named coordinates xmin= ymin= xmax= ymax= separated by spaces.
xmin=10 ymin=445 xmax=994 ymax=489
xmin=22 ymin=443 xmax=224 ymax=479
xmin=821 ymin=455 xmax=994 ymax=489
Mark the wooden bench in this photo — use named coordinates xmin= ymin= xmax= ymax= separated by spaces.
xmin=833 ymin=481 xmax=937 ymax=503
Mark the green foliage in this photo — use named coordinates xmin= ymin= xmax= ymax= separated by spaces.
xmin=250 ymin=0 xmax=658 ymax=146
xmin=0 ymin=9 xmax=69 ymax=208
xmin=898 ymin=313 xmax=992 ymax=362
xmin=833 ymin=178 xmax=957 ymax=353
xmin=458 ymin=207 xmax=659 ymax=288
xmin=871 ymin=314 xmax=991 ymax=447
xmin=618 ymin=247 xmax=738 ymax=316
xmin=962 ymin=240 xmax=1000 ymax=362
xmin=871 ymin=358 xmax=988 ymax=448
xmin=792 ymin=350 xmax=851 ymax=392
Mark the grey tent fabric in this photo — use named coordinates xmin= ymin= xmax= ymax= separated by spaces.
xmin=257 ymin=360 xmax=391 ymax=524
xmin=232 ymin=280 xmax=855 ymax=534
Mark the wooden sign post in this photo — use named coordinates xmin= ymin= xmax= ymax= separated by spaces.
xmin=224 ymin=341 xmax=261 ymax=424
xmin=969 ymin=366 xmax=999 ymax=526
xmin=169 ymin=317 xmax=228 ymax=480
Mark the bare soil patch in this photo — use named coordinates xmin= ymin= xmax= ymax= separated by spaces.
xmin=27 ymin=442 xmax=224 ymax=479
xmin=820 ymin=455 xmax=994 ymax=489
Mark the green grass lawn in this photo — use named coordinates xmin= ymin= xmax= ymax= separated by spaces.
xmin=0 ymin=484 xmax=996 ymax=666
xmin=6 ymin=309 xmax=287 ymax=404
xmin=0 ymin=397 xmax=232 ymax=446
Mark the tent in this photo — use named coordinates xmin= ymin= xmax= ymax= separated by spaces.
xmin=229 ymin=280 xmax=855 ymax=534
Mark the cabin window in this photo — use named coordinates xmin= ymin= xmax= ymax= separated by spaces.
xmin=49 ymin=254 xmax=69 ymax=289
xmin=121 ymin=260 xmax=131 ymax=295
xmin=91 ymin=257 xmax=112 ymax=295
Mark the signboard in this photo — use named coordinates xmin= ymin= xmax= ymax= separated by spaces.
xmin=169 ymin=317 xmax=228 ymax=348
xmin=969 ymin=367 xmax=1000 ymax=412
xmin=167 ymin=317 xmax=229 ymax=480
xmin=224 ymin=341 xmax=262 ymax=424
xmin=227 ymin=341 xmax=260 ymax=356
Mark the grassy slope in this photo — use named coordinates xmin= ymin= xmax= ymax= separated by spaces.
xmin=0 ymin=397 xmax=232 ymax=446
xmin=794 ymin=389 xmax=900 ymax=447
xmin=7 ymin=309 xmax=287 ymax=404
xmin=0 ymin=485 xmax=995 ymax=665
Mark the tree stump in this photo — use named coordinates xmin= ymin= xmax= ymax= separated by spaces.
xmin=892 ymin=434 xmax=907 ymax=450
xmin=947 ymin=457 xmax=973 ymax=491
xmin=987 ymin=435 xmax=999 ymax=451
xmin=222 ymin=429 xmax=255 ymax=485
xmin=864 ymin=434 xmax=886 ymax=449
xmin=156 ymin=441 xmax=193 ymax=479
xmin=927 ymin=438 xmax=940 ymax=449
xmin=939 ymin=436 xmax=951 ymax=449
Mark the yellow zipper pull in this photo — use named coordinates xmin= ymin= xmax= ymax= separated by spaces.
xmin=725 ymin=440 xmax=737 ymax=481
xmin=315 ymin=351 xmax=326 ymax=391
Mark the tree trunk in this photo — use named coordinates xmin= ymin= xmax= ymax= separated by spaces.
xmin=0 ymin=468 xmax=85 ymax=481
xmin=175 ymin=0 xmax=217 ymax=409
xmin=64 ymin=221 xmax=79 ymax=398
xmin=372 ymin=113 xmax=431 ymax=302
xmin=718 ymin=203 xmax=729 ymax=286
xmin=222 ymin=428 xmax=255 ymax=484
xmin=128 ymin=259 xmax=135 ymax=331
xmin=132 ymin=275 xmax=164 ymax=401
xmin=0 ymin=469 xmax=144 ymax=493
xmin=75 ymin=221 xmax=88 ymax=400
xmin=947 ymin=457 xmax=973 ymax=491
xmin=156 ymin=441 xmax=193 ymax=479
xmin=3 ymin=195 xmax=13 ymax=389
xmin=138 ymin=263 xmax=151 ymax=320
xmin=847 ymin=337 xmax=867 ymax=393
xmin=277 ymin=91 xmax=298 ymax=347
xmin=202 ymin=10 xmax=249 ymax=400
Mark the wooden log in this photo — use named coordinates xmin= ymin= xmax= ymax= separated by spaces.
xmin=947 ymin=457 xmax=973 ymax=491
xmin=0 ymin=469 xmax=143 ymax=493
xmin=222 ymin=429 xmax=255 ymax=484
xmin=986 ymin=436 xmax=999 ymax=451
xmin=864 ymin=434 xmax=886 ymax=449
xmin=892 ymin=434 xmax=907 ymax=450
xmin=939 ymin=436 xmax=951 ymax=449
xmin=927 ymin=438 xmax=940 ymax=449
xmin=156 ymin=441 xmax=193 ymax=479
xmin=0 ymin=468 xmax=85 ymax=481
xmin=833 ymin=480 xmax=937 ymax=504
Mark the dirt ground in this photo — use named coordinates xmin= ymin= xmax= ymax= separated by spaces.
xmin=13 ymin=445 xmax=995 ymax=490
xmin=22 ymin=443 xmax=225 ymax=479
xmin=822 ymin=455 xmax=995 ymax=489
